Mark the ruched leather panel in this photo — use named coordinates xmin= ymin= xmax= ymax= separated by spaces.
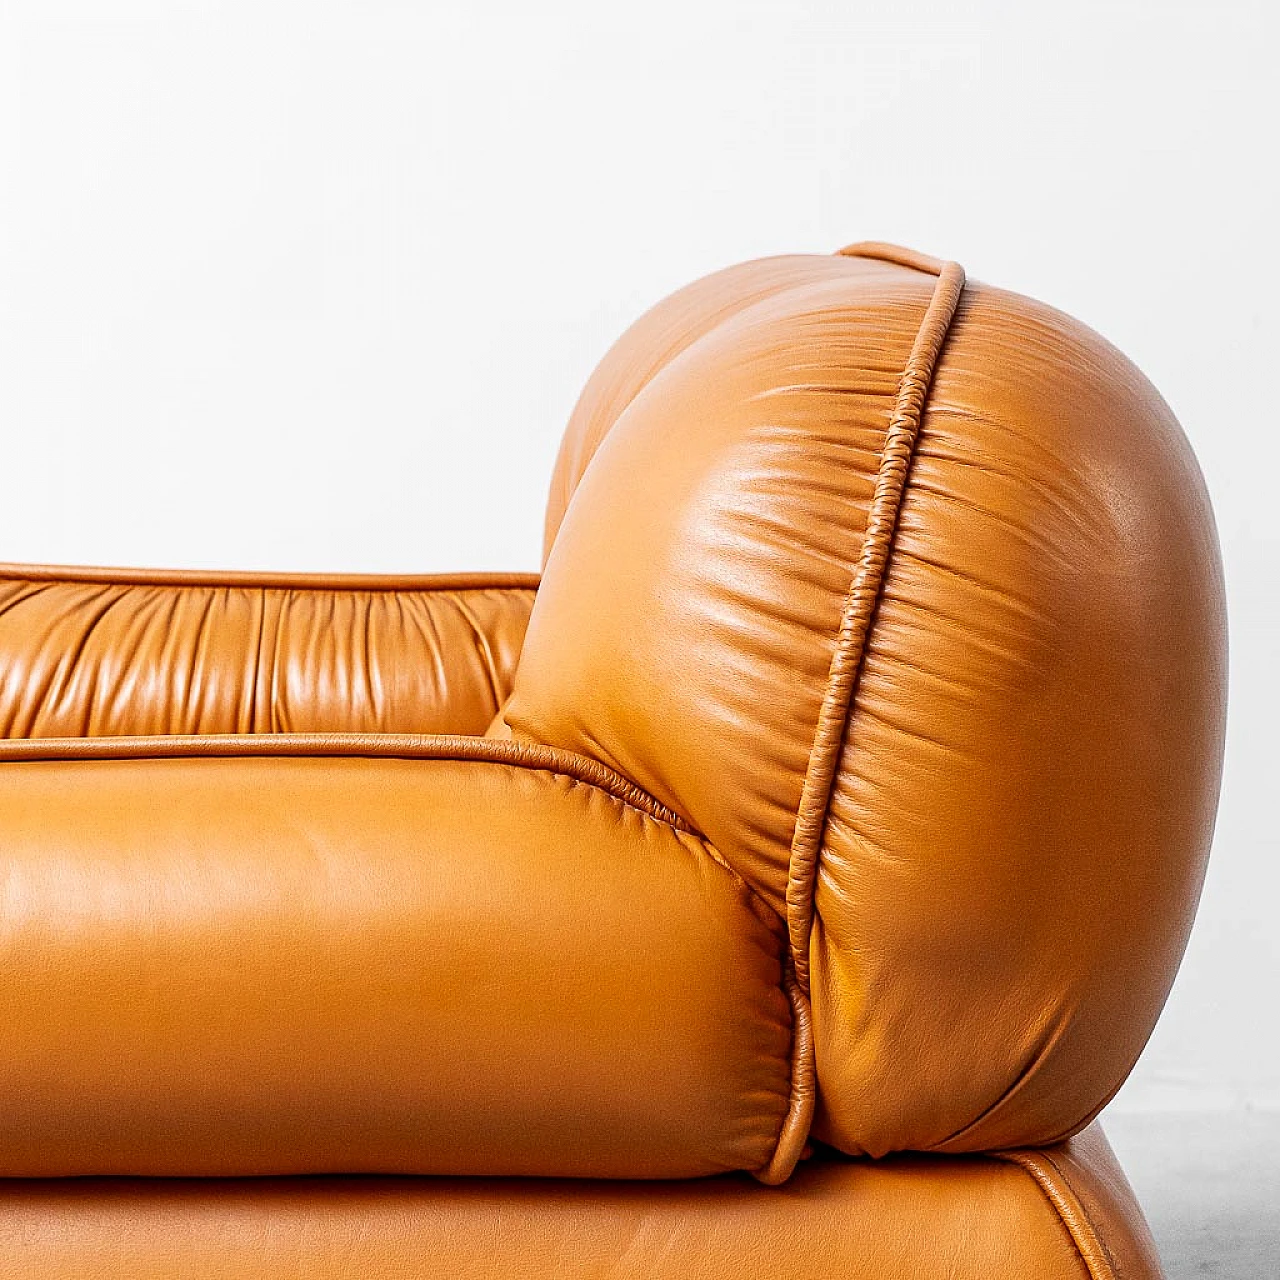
xmin=0 ymin=1125 xmax=1159 ymax=1280
xmin=0 ymin=566 xmax=536 ymax=739
xmin=0 ymin=744 xmax=791 ymax=1179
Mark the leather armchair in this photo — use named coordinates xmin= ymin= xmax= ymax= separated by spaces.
xmin=0 ymin=242 xmax=1227 ymax=1278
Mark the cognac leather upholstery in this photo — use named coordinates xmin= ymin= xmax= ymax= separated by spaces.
xmin=0 ymin=242 xmax=1225 ymax=1277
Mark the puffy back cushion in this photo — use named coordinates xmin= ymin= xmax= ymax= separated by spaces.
xmin=0 ymin=570 xmax=536 ymax=739
xmin=505 ymin=244 xmax=1227 ymax=1157
xmin=518 ymin=250 xmax=941 ymax=912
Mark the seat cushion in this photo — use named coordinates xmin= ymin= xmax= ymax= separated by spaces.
xmin=0 ymin=1125 xmax=1162 ymax=1279
xmin=0 ymin=737 xmax=792 ymax=1179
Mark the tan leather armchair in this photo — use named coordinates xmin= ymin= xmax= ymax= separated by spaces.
xmin=0 ymin=243 xmax=1227 ymax=1278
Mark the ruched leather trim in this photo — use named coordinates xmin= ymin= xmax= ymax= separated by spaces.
xmin=753 ymin=959 xmax=816 ymax=1185
xmin=837 ymin=240 xmax=950 ymax=275
xmin=745 ymin=245 xmax=968 ymax=1187
xmin=784 ymin=247 xmax=965 ymax=997
xmin=0 ymin=562 xmax=540 ymax=592
xmin=0 ymin=732 xmax=692 ymax=832
xmin=994 ymin=1149 xmax=1118 ymax=1280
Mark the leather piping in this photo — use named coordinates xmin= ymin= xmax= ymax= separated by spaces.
xmin=837 ymin=239 xmax=949 ymax=276
xmin=754 ymin=958 xmax=816 ymax=1185
xmin=784 ymin=247 xmax=966 ymax=997
xmin=0 ymin=563 xmax=540 ymax=592
xmin=994 ymin=1148 xmax=1120 ymax=1280
xmin=0 ymin=732 xmax=692 ymax=831
xmin=749 ymin=246 xmax=966 ymax=1187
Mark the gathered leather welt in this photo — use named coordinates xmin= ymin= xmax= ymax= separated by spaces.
xmin=0 ymin=563 xmax=540 ymax=592
xmin=742 ymin=247 xmax=968 ymax=1188
xmin=753 ymin=958 xmax=816 ymax=1185
xmin=784 ymin=252 xmax=966 ymax=995
xmin=994 ymin=1149 xmax=1118 ymax=1280
xmin=0 ymin=733 xmax=692 ymax=832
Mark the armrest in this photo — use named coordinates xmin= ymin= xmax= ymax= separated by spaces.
xmin=0 ymin=734 xmax=791 ymax=1180
xmin=0 ymin=563 xmax=537 ymax=738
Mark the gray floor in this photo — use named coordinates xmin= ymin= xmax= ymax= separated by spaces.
xmin=1103 ymin=1111 xmax=1280 ymax=1278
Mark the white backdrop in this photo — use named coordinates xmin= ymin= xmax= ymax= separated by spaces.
xmin=1 ymin=0 xmax=1276 ymax=1115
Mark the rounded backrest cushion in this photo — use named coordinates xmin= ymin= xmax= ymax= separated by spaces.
xmin=504 ymin=244 xmax=1227 ymax=1158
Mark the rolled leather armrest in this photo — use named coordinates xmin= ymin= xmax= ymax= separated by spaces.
xmin=0 ymin=733 xmax=792 ymax=1179
xmin=0 ymin=564 xmax=537 ymax=738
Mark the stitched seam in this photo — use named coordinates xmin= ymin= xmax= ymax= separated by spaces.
xmin=0 ymin=732 xmax=692 ymax=832
xmin=688 ymin=840 xmax=780 ymax=932
xmin=1036 ymin=1064 xmax=1146 ymax=1153
xmin=783 ymin=256 xmax=966 ymax=995
xmin=750 ymin=250 xmax=965 ymax=1188
xmin=993 ymin=1149 xmax=1120 ymax=1280
xmin=0 ymin=727 xmax=783 ymax=932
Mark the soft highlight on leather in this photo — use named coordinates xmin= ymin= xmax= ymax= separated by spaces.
xmin=511 ymin=253 xmax=944 ymax=917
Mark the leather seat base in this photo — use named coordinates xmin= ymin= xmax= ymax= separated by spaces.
xmin=0 ymin=1123 xmax=1161 ymax=1279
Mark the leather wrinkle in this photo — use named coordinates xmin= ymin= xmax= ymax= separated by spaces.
xmin=925 ymin=1001 xmax=1074 ymax=1154
xmin=451 ymin=591 xmax=505 ymax=716
xmin=52 ymin=584 xmax=120 ymax=737
xmin=249 ymin=587 xmax=269 ymax=734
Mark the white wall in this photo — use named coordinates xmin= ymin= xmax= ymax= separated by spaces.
xmin=1 ymin=0 xmax=1275 ymax=1113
